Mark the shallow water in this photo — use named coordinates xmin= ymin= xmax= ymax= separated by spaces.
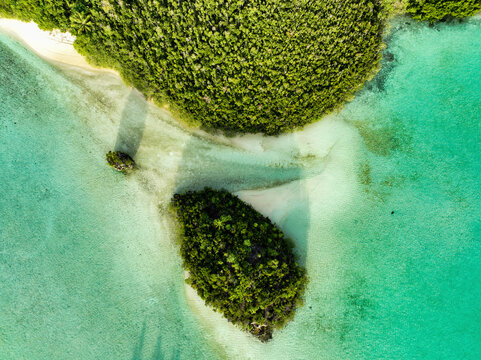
xmin=1 ymin=17 xmax=480 ymax=359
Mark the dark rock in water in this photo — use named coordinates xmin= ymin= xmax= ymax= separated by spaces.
xmin=106 ymin=151 xmax=135 ymax=172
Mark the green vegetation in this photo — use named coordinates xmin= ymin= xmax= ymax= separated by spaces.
xmin=0 ymin=0 xmax=71 ymax=31
xmin=383 ymin=0 xmax=409 ymax=16
xmin=171 ymin=188 xmax=307 ymax=341
xmin=106 ymin=151 xmax=135 ymax=172
xmin=406 ymin=0 xmax=481 ymax=21
xmin=1 ymin=0 xmax=386 ymax=134
xmin=2 ymin=1 xmax=481 ymax=132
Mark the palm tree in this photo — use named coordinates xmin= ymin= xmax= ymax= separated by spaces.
xmin=70 ymin=12 xmax=93 ymax=35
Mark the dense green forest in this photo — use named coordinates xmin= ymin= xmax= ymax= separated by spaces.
xmin=406 ymin=0 xmax=481 ymax=21
xmin=171 ymin=189 xmax=307 ymax=341
xmin=1 ymin=1 xmax=479 ymax=133
xmin=0 ymin=0 xmax=71 ymax=31
xmin=0 ymin=0 xmax=385 ymax=134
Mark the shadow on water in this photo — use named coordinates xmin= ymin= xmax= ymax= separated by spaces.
xmin=130 ymin=321 xmax=181 ymax=360
xmin=114 ymin=89 xmax=147 ymax=157
xmin=131 ymin=322 xmax=147 ymax=360
xmin=150 ymin=331 xmax=163 ymax=360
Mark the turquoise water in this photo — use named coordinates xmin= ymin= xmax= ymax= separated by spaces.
xmin=1 ymin=17 xmax=480 ymax=359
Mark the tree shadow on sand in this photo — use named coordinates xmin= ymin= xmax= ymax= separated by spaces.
xmin=115 ymin=89 xmax=147 ymax=157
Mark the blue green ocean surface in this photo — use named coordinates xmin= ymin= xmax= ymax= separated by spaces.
xmin=0 ymin=17 xmax=480 ymax=359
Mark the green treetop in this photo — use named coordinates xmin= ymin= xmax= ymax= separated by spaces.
xmin=1 ymin=0 xmax=386 ymax=134
xmin=407 ymin=0 xmax=481 ymax=21
xmin=171 ymin=188 xmax=307 ymax=341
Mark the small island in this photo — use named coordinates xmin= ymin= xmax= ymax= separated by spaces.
xmin=106 ymin=151 xmax=135 ymax=173
xmin=171 ymin=188 xmax=307 ymax=342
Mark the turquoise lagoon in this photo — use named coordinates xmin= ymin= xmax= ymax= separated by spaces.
xmin=0 ymin=17 xmax=480 ymax=359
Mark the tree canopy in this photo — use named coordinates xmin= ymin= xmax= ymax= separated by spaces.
xmin=106 ymin=151 xmax=135 ymax=172
xmin=171 ymin=188 xmax=307 ymax=341
xmin=0 ymin=0 xmax=72 ymax=31
xmin=1 ymin=0 xmax=385 ymax=134
xmin=406 ymin=0 xmax=481 ymax=21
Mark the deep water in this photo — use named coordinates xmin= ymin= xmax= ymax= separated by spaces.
xmin=0 ymin=17 xmax=480 ymax=360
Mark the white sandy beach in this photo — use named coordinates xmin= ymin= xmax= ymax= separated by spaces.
xmin=0 ymin=18 xmax=118 ymax=75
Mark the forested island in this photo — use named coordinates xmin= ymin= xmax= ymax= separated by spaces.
xmin=1 ymin=0 xmax=478 ymax=132
xmin=171 ymin=189 xmax=307 ymax=341
xmin=0 ymin=0 xmax=384 ymax=134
